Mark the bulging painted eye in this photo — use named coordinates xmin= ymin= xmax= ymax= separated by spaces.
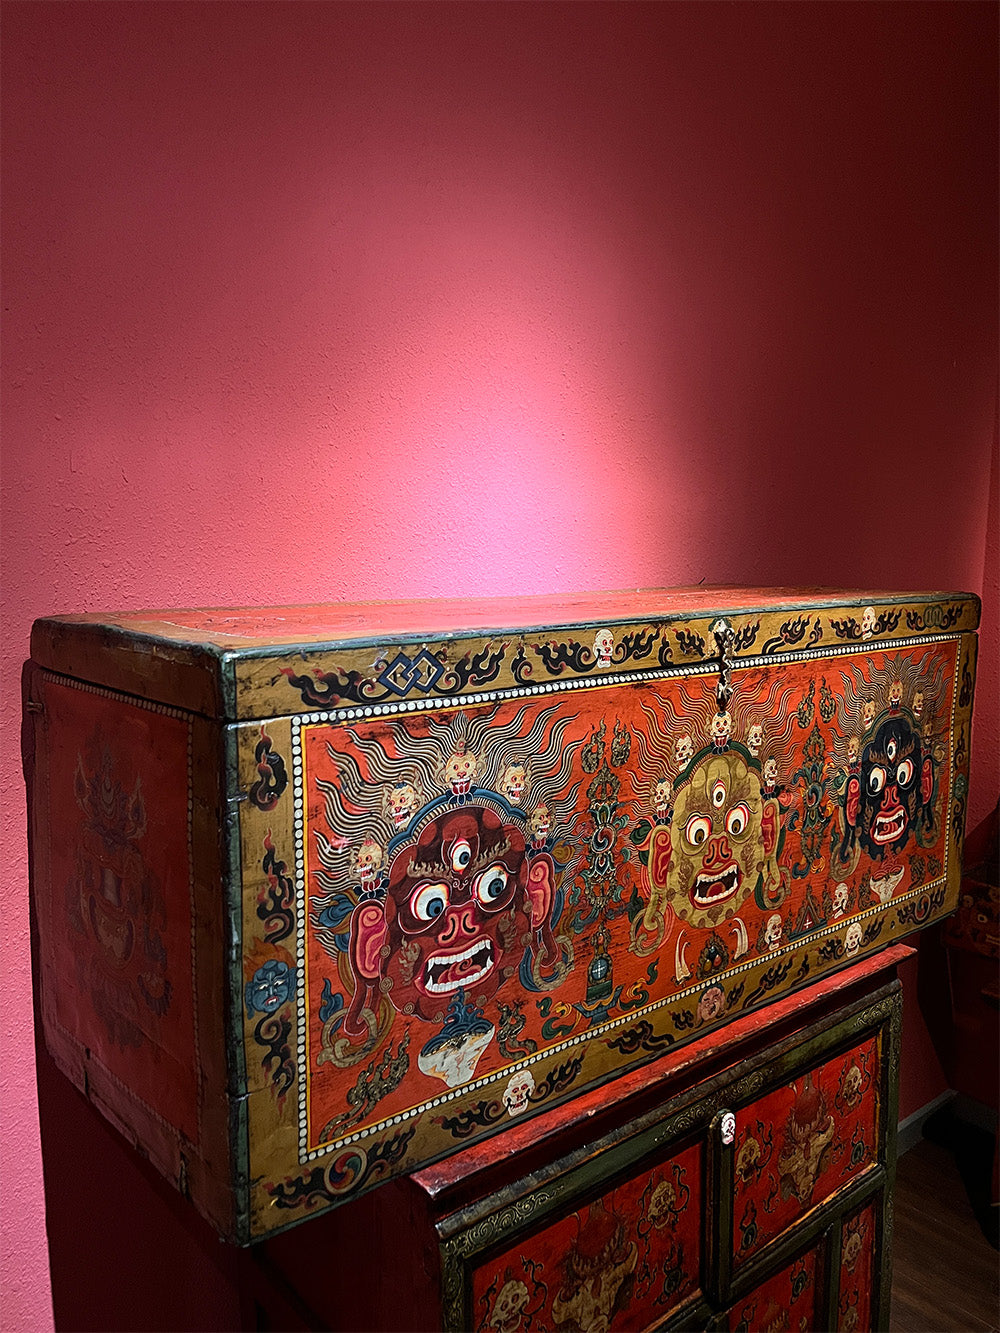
xmin=896 ymin=759 xmax=914 ymax=787
xmin=474 ymin=864 xmax=510 ymax=908
xmin=868 ymin=766 xmax=886 ymax=795
xmin=886 ymin=739 xmax=897 ymax=762
xmin=726 ymin=802 xmax=752 ymax=837
xmin=685 ymin=815 xmax=712 ymax=847
xmin=711 ymin=780 xmax=727 ymax=808
xmin=450 ymin=839 xmax=473 ymax=873
xmin=412 ymin=882 xmax=449 ymax=922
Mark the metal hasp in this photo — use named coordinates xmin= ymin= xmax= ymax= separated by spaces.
xmin=711 ymin=616 xmax=736 ymax=714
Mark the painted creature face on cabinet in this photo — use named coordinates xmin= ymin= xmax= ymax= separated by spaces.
xmin=844 ymin=714 xmax=933 ymax=860
xmin=345 ymin=806 xmax=556 ymax=1037
xmin=647 ymin=746 xmax=781 ymax=929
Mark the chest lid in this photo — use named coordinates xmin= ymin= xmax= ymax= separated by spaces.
xmin=31 ymin=587 xmax=980 ymax=721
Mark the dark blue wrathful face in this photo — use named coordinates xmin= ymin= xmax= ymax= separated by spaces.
xmin=246 ymin=960 xmax=295 ymax=1015
xmin=850 ymin=716 xmax=932 ymax=859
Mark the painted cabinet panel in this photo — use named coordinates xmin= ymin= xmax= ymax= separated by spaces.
xmin=725 ymin=1242 xmax=824 ymax=1333
xmin=731 ymin=1035 xmax=880 ymax=1264
xmin=838 ymin=1198 xmax=880 ymax=1333
xmin=469 ymin=1141 xmax=702 ymax=1333
xmin=24 ymin=588 xmax=976 ymax=1242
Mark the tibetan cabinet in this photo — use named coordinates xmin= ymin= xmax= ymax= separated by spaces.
xmin=23 ymin=588 xmax=978 ymax=1252
xmin=430 ymin=948 xmax=902 ymax=1333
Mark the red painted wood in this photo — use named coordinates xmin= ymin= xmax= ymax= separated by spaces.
xmin=726 ymin=1242 xmax=822 ymax=1332
xmin=470 ymin=1140 xmax=703 ymax=1332
xmin=839 ymin=1199 xmax=878 ymax=1333
xmin=732 ymin=1035 xmax=880 ymax=1263
xmin=38 ymin=677 xmax=199 ymax=1139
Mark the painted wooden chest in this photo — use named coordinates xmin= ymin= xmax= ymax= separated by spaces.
xmin=23 ymin=588 xmax=978 ymax=1245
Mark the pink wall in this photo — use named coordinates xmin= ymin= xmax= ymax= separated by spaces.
xmin=2 ymin=3 xmax=996 ymax=1327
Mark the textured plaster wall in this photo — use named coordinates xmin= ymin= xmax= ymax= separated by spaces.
xmin=2 ymin=3 xmax=996 ymax=1328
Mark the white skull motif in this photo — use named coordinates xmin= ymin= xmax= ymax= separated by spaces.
xmin=501 ymin=763 xmax=528 ymax=805
xmin=674 ymin=734 xmax=694 ymax=768
xmin=352 ymin=835 xmax=384 ymax=886
xmin=653 ymin=778 xmax=673 ymax=817
xmin=711 ymin=711 xmax=732 ymax=749
xmin=647 ymin=1178 xmax=678 ymax=1227
xmin=593 ymin=628 xmax=615 ymax=668
xmin=888 ymin=680 xmax=903 ymax=710
xmin=764 ymin=913 xmax=783 ymax=950
xmin=913 ymin=690 xmax=925 ymax=720
xmin=845 ymin=922 xmax=864 ymax=955
xmin=861 ymin=606 xmax=877 ymax=638
xmin=490 ymin=1279 xmax=529 ymax=1333
xmin=843 ymin=1065 xmax=864 ymax=1107
xmin=762 ymin=757 xmax=779 ymax=791
xmin=862 ymin=700 xmax=876 ymax=731
xmin=502 ymin=1069 xmax=535 ymax=1117
xmin=720 ymin=1111 xmax=736 ymax=1146
xmin=746 ymin=723 xmax=764 ymax=757
xmin=843 ymin=1230 xmax=863 ymax=1268
xmin=832 ymin=883 xmax=850 ymax=917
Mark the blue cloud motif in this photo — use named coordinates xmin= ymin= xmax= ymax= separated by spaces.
xmin=317 ymin=893 xmax=357 ymax=952
xmin=319 ymin=978 xmax=345 ymax=1026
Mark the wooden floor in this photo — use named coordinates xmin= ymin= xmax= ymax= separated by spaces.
xmin=890 ymin=1119 xmax=998 ymax=1333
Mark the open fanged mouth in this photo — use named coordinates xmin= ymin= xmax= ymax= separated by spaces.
xmin=872 ymin=810 xmax=906 ymax=844
xmin=691 ymin=865 xmax=741 ymax=908
xmin=422 ymin=939 xmax=496 ymax=995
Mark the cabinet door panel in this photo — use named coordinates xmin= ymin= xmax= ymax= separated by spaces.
xmin=731 ymin=1034 xmax=881 ymax=1265
xmin=468 ymin=1141 xmax=703 ymax=1333
xmin=724 ymin=1241 xmax=824 ymax=1332
xmin=838 ymin=1197 xmax=879 ymax=1333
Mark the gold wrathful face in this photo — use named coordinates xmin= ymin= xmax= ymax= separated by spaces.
xmin=648 ymin=749 xmax=780 ymax=928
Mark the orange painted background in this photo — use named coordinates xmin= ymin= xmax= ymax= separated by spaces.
xmin=2 ymin=3 xmax=996 ymax=1328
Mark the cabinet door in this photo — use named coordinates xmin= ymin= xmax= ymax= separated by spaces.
xmin=722 ymin=1239 xmax=826 ymax=1333
xmin=730 ymin=1033 xmax=882 ymax=1267
xmin=708 ymin=984 xmax=899 ymax=1310
xmin=448 ymin=1135 xmax=706 ymax=1333
xmin=836 ymin=1193 xmax=888 ymax=1333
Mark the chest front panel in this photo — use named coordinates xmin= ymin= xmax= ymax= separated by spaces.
xmin=240 ymin=634 xmax=964 ymax=1236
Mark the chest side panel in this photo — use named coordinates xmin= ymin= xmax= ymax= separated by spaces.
xmin=27 ymin=669 xmax=236 ymax=1236
xmin=234 ymin=627 xmax=969 ymax=1238
xmin=33 ymin=674 xmax=200 ymax=1135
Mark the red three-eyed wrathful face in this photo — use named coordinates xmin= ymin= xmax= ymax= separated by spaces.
xmin=346 ymin=807 xmax=555 ymax=1032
